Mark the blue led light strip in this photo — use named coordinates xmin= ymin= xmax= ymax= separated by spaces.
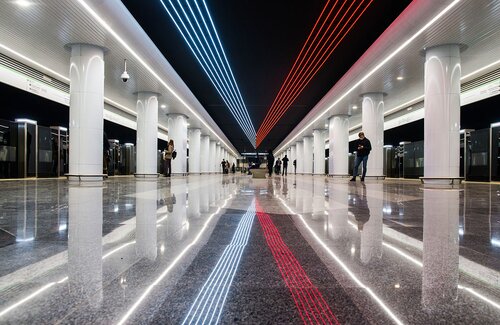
xmin=160 ymin=0 xmax=256 ymax=147
xmin=182 ymin=201 xmax=255 ymax=324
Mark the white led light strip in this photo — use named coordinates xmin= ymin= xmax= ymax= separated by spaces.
xmin=116 ymin=194 xmax=235 ymax=325
xmin=278 ymin=197 xmax=404 ymax=325
xmin=275 ymin=0 xmax=462 ymax=155
xmin=183 ymin=201 xmax=255 ymax=324
xmin=73 ymin=0 xmax=238 ymax=156
xmin=159 ymin=0 xmax=256 ymax=147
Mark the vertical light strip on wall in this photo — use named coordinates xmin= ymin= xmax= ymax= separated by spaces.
xmin=160 ymin=0 xmax=256 ymax=147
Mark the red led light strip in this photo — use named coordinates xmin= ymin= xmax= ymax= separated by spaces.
xmin=255 ymin=200 xmax=339 ymax=325
xmin=256 ymin=0 xmax=373 ymax=147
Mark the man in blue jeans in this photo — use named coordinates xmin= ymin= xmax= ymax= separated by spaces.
xmin=350 ymin=132 xmax=372 ymax=182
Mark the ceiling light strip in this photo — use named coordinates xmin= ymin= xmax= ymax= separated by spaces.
xmin=257 ymin=0 xmax=370 ymax=143
xmin=257 ymin=0 xmax=371 ymax=146
xmin=160 ymin=0 xmax=256 ymax=146
xmin=259 ymin=0 xmax=355 ymax=135
xmin=258 ymin=0 xmax=370 ymax=141
xmin=259 ymin=0 xmax=338 ymax=133
xmin=274 ymin=0 xmax=462 ymax=155
xmin=160 ymin=0 xmax=255 ymax=142
xmin=76 ymin=0 xmax=239 ymax=157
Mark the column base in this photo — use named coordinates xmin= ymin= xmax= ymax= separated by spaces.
xmin=171 ymin=172 xmax=189 ymax=176
xmin=66 ymin=174 xmax=106 ymax=182
xmin=328 ymin=174 xmax=351 ymax=178
xmin=134 ymin=173 xmax=159 ymax=179
xmin=419 ymin=177 xmax=463 ymax=185
xmin=364 ymin=175 xmax=386 ymax=180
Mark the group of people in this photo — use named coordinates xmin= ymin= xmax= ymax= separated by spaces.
xmin=266 ymin=150 xmax=293 ymax=176
xmin=161 ymin=131 xmax=372 ymax=180
xmin=263 ymin=132 xmax=371 ymax=180
xmin=221 ymin=159 xmax=236 ymax=174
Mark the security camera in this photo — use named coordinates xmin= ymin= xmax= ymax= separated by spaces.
xmin=121 ymin=59 xmax=129 ymax=82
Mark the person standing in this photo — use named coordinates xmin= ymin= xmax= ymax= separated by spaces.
xmin=293 ymin=159 xmax=297 ymax=174
xmin=282 ymin=155 xmax=289 ymax=176
xmin=267 ymin=149 xmax=274 ymax=177
xmin=350 ymin=132 xmax=372 ymax=182
xmin=163 ymin=139 xmax=174 ymax=177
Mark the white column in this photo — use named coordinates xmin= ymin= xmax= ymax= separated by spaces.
xmin=422 ymin=186 xmax=460 ymax=308
xmin=362 ymin=93 xmax=385 ymax=177
xmin=296 ymin=141 xmax=303 ymax=174
xmin=188 ymin=128 xmax=201 ymax=174
xmin=216 ymin=144 xmax=221 ymax=173
xmin=423 ymin=44 xmax=461 ymax=183
xmin=68 ymin=44 xmax=105 ymax=181
xmin=303 ymin=136 xmax=313 ymax=174
xmin=329 ymin=115 xmax=350 ymax=176
xmin=167 ymin=114 xmax=188 ymax=175
xmin=135 ymin=180 xmax=157 ymax=260
xmin=209 ymin=140 xmax=217 ymax=173
xmin=313 ymin=129 xmax=326 ymax=175
xmin=136 ymin=92 xmax=159 ymax=178
xmin=200 ymin=135 xmax=210 ymax=173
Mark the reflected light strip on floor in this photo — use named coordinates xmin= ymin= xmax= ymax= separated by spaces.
xmin=116 ymin=194 xmax=234 ymax=325
xmin=347 ymin=217 xmax=500 ymax=311
xmin=0 ymin=196 xmax=194 ymax=319
xmin=278 ymin=198 xmax=404 ymax=325
xmin=182 ymin=200 xmax=255 ymax=325
xmin=256 ymin=199 xmax=339 ymax=325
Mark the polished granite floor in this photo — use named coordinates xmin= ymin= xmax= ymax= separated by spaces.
xmin=0 ymin=174 xmax=499 ymax=324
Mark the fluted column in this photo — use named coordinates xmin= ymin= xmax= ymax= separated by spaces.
xmin=135 ymin=92 xmax=159 ymax=178
xmin=422 ymin=44 xmax=462 ymax=184
xmin=313 ymin=129 xmax=326 ymax=175
xmin=188 ymin=128 xmax=201 ymax=174
xmin=303 ymin=136 xmax=313 ymax=174
xmin=67 ymin=44 xmax=105 ymax=182
xmin=361 ymin=93 xmax=385 ymax=178
xmin=200 ymin=135 xmax=210 ymax=173
xmin=167 ymin=114 xmax=188 ymax=175
xmin=296 ymin=141 xmax=303 ymax=174
xmin=209 ymin=140 xmax=217 ymax=173
xmin=328 ymin=114 xmax=350 ymax=177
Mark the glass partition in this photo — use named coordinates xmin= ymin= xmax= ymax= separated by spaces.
xmin=466 ymin=128 xmax=490 ymax=182
xmin=0 ymin=118 xmax=18 ymax=178
xmin=37 ymin=126 xmax=52 ymax=177
xmin=491 ymin=126 xmax=500 ymax=181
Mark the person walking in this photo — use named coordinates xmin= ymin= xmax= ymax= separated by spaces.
xmin=350 ymin=132 xmax=372 ymax=182
xmin=282 ymin=155 xmax=289 ymax=176
xmin=293 ymin=159 xmax=297 ymax=174
xmin=267 ymin=149 xmax=274 ymax=177
xmin=163 ymin=139 xmax=174 ymax=177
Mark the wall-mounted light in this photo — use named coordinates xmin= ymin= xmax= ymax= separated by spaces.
xmin=396 ymin=76 xmax=404 ymax=80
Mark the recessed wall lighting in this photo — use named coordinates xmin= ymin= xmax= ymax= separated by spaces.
xmin=352 ymin=105 xmax=358 ymax=110
xmin=15 ymin=0 xmax=32 ymax=7
xmin=160 ymin=104 xmax=166 ymax=109
xmin=396 ymin=76 xmax=404 ymax=80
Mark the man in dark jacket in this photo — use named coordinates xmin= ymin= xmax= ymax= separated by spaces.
xmin=351 ymin=132 xmax=372 ymax=182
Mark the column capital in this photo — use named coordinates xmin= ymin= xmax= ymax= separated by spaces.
xmin=133 ymin=91 xmax=161 ymax=97
xmin=64 ymin=43 xmax=108 ymax=53
xmin=188 ymin=127 xmax=202 ymax=132
xmin=166 ymin=113 xmax=189 ymax=119
xmin=421 ymin=43 xmax=467 ymax=56
xmin=328 ymin=113 xmax=350 ymax=120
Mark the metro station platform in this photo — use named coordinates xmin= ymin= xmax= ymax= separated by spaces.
xmin=0 ymin=175 xmax=498 ymax=324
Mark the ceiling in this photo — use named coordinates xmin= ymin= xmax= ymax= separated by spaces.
xmin=120 ymin=0 xmax=412 ymax=153
xmin=273 ymin=0 xmax=500 ymax=154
